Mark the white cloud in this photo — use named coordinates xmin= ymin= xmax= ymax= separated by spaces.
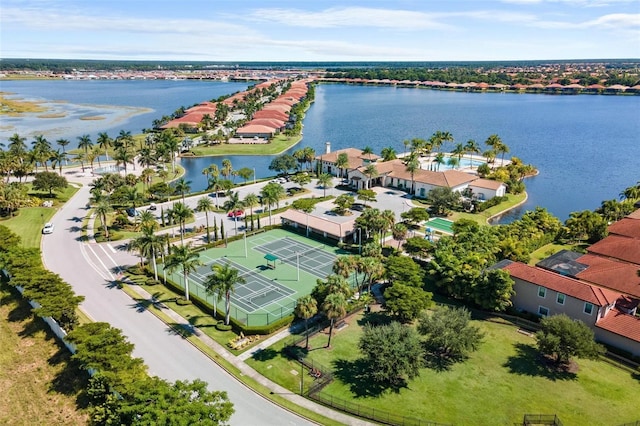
xmin=248 ymin=7 xmax=452 ymax=30
xmin=534 ymin=12 xmax=640 ymax=28
xmin=502 ymin=0 xmax=639 ymax=6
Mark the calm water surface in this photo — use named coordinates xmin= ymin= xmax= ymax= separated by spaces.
xmin=1 ymin=80 xmax=638 ymax=221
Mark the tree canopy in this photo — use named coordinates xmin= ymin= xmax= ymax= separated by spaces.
xmin=536 ymin=314 xmax=605 ymax=366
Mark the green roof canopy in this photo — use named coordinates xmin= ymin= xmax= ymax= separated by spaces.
xmin=264 ymin=253 xmax=279 ymax=262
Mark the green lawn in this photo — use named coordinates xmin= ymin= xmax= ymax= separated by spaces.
xmin=189 ymin=134 xmax=302 ymax=156
xmin=449 ymin=192 xmax=527 ymax=225
xmin=528 ymin=242 xmax=590 ymax=265
xmin=248 ymin=311 xmax=640 ymax=426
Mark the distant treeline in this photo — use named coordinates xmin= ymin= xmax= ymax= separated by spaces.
xmin=2 ymin=57 xmax=639 ymax=74
xmin=325 ymin=65 xmax=640 ymax=87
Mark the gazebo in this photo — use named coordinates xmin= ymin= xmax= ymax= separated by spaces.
xmin=264 ymin=253 xmax=279 ymax=269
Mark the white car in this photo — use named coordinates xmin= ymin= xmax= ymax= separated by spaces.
xmin=42 ymin=222 xmax=55 ymax=234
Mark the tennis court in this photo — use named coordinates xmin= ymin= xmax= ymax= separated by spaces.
xmin=253 ymin=236 xmax=336 ymax=278
xmin=425 ymin=217 xmax=454 ymax=234
xmin=190 ymin=258 xmax=297 ymax=313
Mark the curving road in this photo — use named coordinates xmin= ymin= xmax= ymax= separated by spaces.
xmin=41 ymin=182 xmax=313 ymax=426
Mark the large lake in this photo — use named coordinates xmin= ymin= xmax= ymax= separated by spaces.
xmin=1 ymin=79 xmax=638 ymax=221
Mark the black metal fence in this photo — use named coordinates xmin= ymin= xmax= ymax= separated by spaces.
xmin=521 ymin=414 xmax=563 ymax=426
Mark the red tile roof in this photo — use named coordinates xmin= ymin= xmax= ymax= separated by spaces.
xmin=607 ymin=217 xmax=640 ymax=239
xmin=469 ymin=178 xmax=505 ymax=190
xmin=596 ymin=308 xmax=640 ymax=343
xmin=504 ymin=262 xmax=620 ymax=306
xmin=247 ymin=118 xmax=285 ymax=129
xmin=575 ymin=254 xmax=640 ymax=298
xmin=316 ymin=148 xmax=380 ymax=170
xmin=587 ymin=235 xmax=640 ymax=266
xmin=235 ymin=124 xmax=277 ymax=135
xmin=253 ymin=110 xmax=289 ymax=121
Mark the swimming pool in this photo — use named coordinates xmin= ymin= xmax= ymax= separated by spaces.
xmin=423 ymin=155 xmax=486 ymax=171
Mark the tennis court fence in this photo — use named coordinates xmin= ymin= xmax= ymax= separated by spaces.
xmin=168 ymin=273 xmax=296 ymax=326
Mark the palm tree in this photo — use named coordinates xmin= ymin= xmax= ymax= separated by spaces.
xmin=380 ymin=146 xmax=397 ymax=161
xmin=295 ymin=295 xmax=318 ymax=350
xmin=173 ymin=178 xmax=191 ymax=203
xmin=130 ymin=223 xmax=163 ymax=280
xmin=404 ymin=152 xmax=420 ymax=195
xmin=465 ymin=139 xmax=481 ymax=168
xmin=260 ymin=183 xmax=285 ymax=226
xmin=124 ymin=186 xmax=143 ymax=210
xmin=97 ymin=132 xmax=113 ymax=161
xmin=116 ymin=130 xmax=134 ymax=149
xmin=392 ymin=223 xmax=408 ymax=249
xmin=50 ymin=149 xmax=67 ymax=175
xmin=94 ymin=200 xmax=113 ymax=240
xmin=207 ymin=176 xmax=224 ymax=208
xmin=363 ymin=164 xmax=378 ymax=189
xmin=323 ymin=292 xmax=347 ymax=348
xmin=77 ymin=134 xmax=93 ymax=157
xmin=221 ymin=159 xmax=233 ymax=180
xmin=204 ymin=261 xmax=246 ymax=324
xmin=336 ymin=152 xmax=349 ymax=180
xmin=223 ymin=191 xmax=244 ymax=234
xmin=243 ymin=193 xmax=259 ymax=229
xmin=159 ymin=130 xmax=179 ymax=174
xmin=380 ymin=209 xmax=396 ymax=242
xmin=434 ymin=152 xmax=446 ymax=171
xmin=164 ymin=244 xmax=201 ymax=301
xmin=167 ymin=202 xmax=193 ymax=245
xmin=446 ymin=156 xmax=459 ymax=170
xmin=32 ymin=135 xmax=52 ymax=172
xmin=495 ymin=141 xmax=510 ymax=165
xmin=113 ymin=147 xmax=134 ymax=175
xmin=197 ymin=197 xmax=214 ymax=243
xmin=56 ymin=138 xmax=70 ymax=156
xmin=317 ymin=173 xmax=334 ymax=197
xmin=362 ymin=145 xmax=374 ymax=163
xmin=451 ymin=143 xmax=466 ymax=169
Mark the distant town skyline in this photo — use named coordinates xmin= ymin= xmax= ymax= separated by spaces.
xmin=1 ymin=0 xmax=638 ymax=62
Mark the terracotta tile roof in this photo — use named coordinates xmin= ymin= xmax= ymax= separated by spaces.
xmin=247 ymin=118 xmax=285 ymax=129
xmin=628 ymin=209 xmax=640 ymax=220
xmin=596 ymin=308 xmax=640 ymax=343
xmin=235 ymin=124 xmax=277 ymax=135
xmin=575 ymin=254 xmax=640 ymax=298
xmin=469 ymin=178 xmax=505 ymax=191
xmin=503 ymin=262 xmax=620 ymax=306
xmin=608 ymin=217 xmax=640 ymax=239
xmin=587 ymin=235 xmax=640 ymax=266
xmin=263 ymin=104 xmax=291 ymax=113
xmin=316 ymin=148 xmax=380 ymax=170
xmin=253 ymin=110 xmax=289 ymax=121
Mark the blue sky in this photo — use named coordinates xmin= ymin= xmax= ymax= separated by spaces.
xmin=1 ymin=0 xmax=638 ymax=61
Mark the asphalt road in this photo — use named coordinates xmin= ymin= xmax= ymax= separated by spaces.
xmin=41 ymin=183 xmax=313 ymax=426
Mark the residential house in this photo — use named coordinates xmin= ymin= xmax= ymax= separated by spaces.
xmin=499 ymin=260 xmax=640 ymax=356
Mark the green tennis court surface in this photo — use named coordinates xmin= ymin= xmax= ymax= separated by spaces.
xmin=425 ymin=217 xmax=454 ymax=234
xmin=163 ymin=229 xmax=351 ymax=326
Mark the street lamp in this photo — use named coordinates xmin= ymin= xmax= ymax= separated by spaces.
xmin=253 ymin=167 xmax=256 ymax=184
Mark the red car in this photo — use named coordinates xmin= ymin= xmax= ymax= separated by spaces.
xmin=227 ymin=209 xmax=244 ymax=218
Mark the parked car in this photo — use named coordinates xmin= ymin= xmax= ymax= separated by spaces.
xmin=148 ymin=203 xmax=157 ymax=211
xmin=227 ymin=209 xmax=244 ymax=218
xmin=42 ymin=222 xmax=55 ymax=234
xmin=126 ymin=207 xmax=141 ymax=217
xmin=351 ymin=203 xmax=366 ymax=212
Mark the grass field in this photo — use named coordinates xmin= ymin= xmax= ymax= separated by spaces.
xmin=189 ymin=134 xmax=302 ymax=156
xmin=0 ymin=285 xmax=88 ymax=425
xmin=528 ymin=242 xmax=589 ymax=265
xmin=248 ymin=311 xmax=640 ymax=426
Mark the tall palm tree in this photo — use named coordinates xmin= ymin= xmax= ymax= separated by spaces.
xmin=323 ymin=292 xmax=347 ymax=348
xmin=223 ymin=191 xmax=244 ymax=234
xmin=380 ymin=209 xmax=396 ymax=242
xmin=113 ymin=147 xmax=134 ymax=175
xmin=32 ymin=135 xmax=52 ymax=172
xmin=465 ymin=139 xmax=481 ymax=168
xmin=159 ymin=130 xmax=179 ymax=174
xmin=404 ymin=152 xmax=420 ymax=195
xmin=380 ymin=146 xmax=397 ymax=161
xmin=8 ymin=133 xmax=28 ymax=164
xmin=77 ymin=134 xmax=93 ymax=157
xmin=260 ymin=182 xmax=285 ymax=226
xmin=167 ymin=202 xmax=193 ymax=245
xmin=335 ymin=152 xmax=349 ymax=180
xmin=434 ymin=152 xmax=446 ymax=171
xmin=317 ymin=173 xmax=333 ymax=197
xmin=173 ymin=177 xmax=191 ymax=203
xmin=129 ymin=223 xmax=163 ymax=280
xmin=116 ymin=130 xmax=134 ymax=150
xmin=204 ymin=261 xmax=246 ymax=325
xmin=196 ymin=197 xmax=214 ymax=243
xmin=56 ymin=138 xmax=70 ymax=155
xmin=362 ymin=146 xmax=374 ymax=163
xmin=452 ymin=143 xmax=466 ymax=169
xmin=124 ymin=186 xmax=143 ymax=210
xmin=164 ymin=244 xmax=201 ymax=301
xmin=207 ymin=176 xmax=224 ymax=208
xmin=94 ymin=200 xmax=113 ymax=240
xmin=50 ymin=149 xmax=67 ymax=175
xmin=295 ymin=295 xmax=318 ymax=350
xmin=363 ymin=164 xmax=378 ymax=189
xmin=221 ymin=159 xmax=233 ymax=180
xmin=243 ymin=193 xmax=259 ymax=229
xmin=97 ymin=132 xmax=113 ymax=161
xmin=392 ymin=223 xmax=408 ymax=250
